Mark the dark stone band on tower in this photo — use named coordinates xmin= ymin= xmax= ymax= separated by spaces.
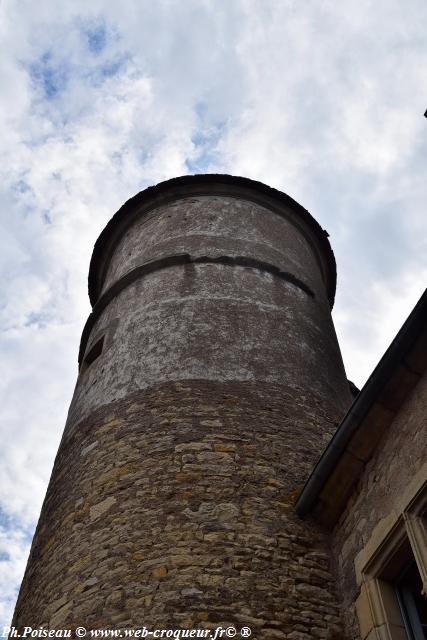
xmin=78 ymin=253 xmax=315 ymax=366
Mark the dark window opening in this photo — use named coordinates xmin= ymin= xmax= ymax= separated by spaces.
xmin=396 ymin=561 xmax=427 ymax=639
xmin=84 ymin=336 xmax=104 ymax=368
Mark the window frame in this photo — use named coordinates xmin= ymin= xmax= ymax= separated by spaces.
xmin=356 ymin=480 xmax=427 ymax=640
xmin=395 ymin=561 xmax=427 ymax=640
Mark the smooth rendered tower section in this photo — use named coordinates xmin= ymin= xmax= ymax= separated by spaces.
xmin=13 ymin=175 xmax=352 ymax=637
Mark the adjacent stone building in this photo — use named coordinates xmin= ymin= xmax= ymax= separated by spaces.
xmin=297 ymin=288 xmax=427 ymax=638
xmin=12 ymin=175 xmax=427 ymax=639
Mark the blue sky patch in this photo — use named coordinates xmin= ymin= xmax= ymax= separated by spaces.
xmin=30 ymin=52 xmax=69 ymax=100
xmin=12 ymin=180 xmax=31 ymax=194
xmin=0 ymin=508 xmax=12 ymax=530
xmin=187 ymin=120 xmax=225 ymax=172
xmin=83 ymin=52 xmax=130 ymax=88
xmin=0 ymin=507 xmax=34 ymax=544
xmin=101 ymin=58 xmax=125 ymax=78
xmin=87 ymin=24 xmax=107 ymax=54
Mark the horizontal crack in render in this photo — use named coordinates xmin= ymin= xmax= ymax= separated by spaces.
xmin=78 ymin=253 xmax=315 ymax=365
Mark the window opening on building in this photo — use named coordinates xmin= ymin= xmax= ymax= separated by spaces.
xmin=357 ymin=479 xmax=427 ymax=640
xmin=396 ymin=561 xmax=427 ymax=639
xmin=83 ymin=336 xmax=104 ymax=368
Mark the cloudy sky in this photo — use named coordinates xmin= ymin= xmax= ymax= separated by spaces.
xmin=1 ymin=0 xmax=426 ymax=626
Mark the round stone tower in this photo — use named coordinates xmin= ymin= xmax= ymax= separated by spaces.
xmin=13 ymin=175 xmax=352 ymax=637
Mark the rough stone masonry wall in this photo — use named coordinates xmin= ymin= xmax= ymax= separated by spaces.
xmin=14 ymin=381 xmax=345 ymax=639
xmin=332 ymin=371 xmax=427 ymax=638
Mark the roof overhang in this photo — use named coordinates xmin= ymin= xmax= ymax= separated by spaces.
xmin=295 ymin=288 xmax=427 ymax=527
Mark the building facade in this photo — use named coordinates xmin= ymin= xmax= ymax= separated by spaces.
xmin=297 ymin=288 xmax=427 ymax=638
xmin=12 ymin=175 xmax=427 ymax=639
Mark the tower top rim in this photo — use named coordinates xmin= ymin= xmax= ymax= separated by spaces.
xmin=89 ymin=173 xmax=337 ymax=307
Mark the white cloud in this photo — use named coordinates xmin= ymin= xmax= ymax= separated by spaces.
xmin=0 ymin=525 xmax=30 ymax=627
xmin=0 ymin=0 xmax=426 ymax=626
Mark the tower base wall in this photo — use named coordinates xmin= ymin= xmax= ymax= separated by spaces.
xmin=14 ymin=381 xmax=344 ymax=638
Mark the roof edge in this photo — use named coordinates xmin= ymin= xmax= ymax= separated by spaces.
xmin=295 ymin=287 xmax=427 ymax=521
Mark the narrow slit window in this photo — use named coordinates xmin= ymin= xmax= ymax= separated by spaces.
xmin=84 ymin=336 xmax=104 ymax=368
